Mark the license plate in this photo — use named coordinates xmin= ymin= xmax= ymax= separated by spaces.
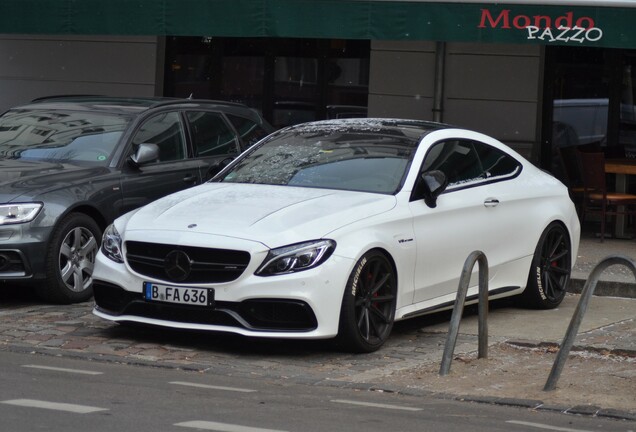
xmin=143 ymin=282 xmax=214 ymax=307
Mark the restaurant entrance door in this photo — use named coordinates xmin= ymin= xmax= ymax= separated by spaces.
xmin=543 ymin=46 xmax=636 ymax=237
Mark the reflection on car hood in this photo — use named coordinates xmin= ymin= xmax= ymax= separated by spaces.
xmin=124 ymin=183 xmax=397 ymax=247
xmin=0 ymin=159 xmax=107 ymax=201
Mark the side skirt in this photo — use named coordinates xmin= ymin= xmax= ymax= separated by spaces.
xmin=401 ymin=286 xmax=521 ymax=320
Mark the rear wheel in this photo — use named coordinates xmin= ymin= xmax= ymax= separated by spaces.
xmin=335 ymin=250 xmax=397 ymax=353
xmin=520 ymin=222 xmax=571 ymax=309
xmin=37 ymin=213 xmax=101 ymax=304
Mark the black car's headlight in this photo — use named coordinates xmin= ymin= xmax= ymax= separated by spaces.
xmin=101 ymin=223 xmax=124 ymax=263
xmin=0 ymin=203 xmax=42 ymax=225
xmin=255 ymin=240 xmax=336 ymax=276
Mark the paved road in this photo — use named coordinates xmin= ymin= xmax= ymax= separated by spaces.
xmin=0 ymin=350 xmax=630 ymax=432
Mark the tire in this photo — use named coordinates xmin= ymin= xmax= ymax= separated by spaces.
xmin=36 ymin=213 xmax=102 ymax=304
xmin=335 ymin=250 xmax=397 ymax=353
xmin=519 ymin=222 xmax=571 ymax=309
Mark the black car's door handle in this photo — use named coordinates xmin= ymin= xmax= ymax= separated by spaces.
xmin=183 ymin=174 xmax=198 ymax=184
xmin=484 ymin=198 xmax=500 ymax=207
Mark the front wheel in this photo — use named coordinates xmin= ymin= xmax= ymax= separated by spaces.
xmin=335 ymin=250 xmax=397 ymax=353
xmin=37 ymin=213 xmax=101 ymax=304
xmin=519 ymin=222 xmax=572 ymax=309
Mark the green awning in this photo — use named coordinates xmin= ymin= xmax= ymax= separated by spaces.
xmin=2 ymin=0 xmax=636 ymax=49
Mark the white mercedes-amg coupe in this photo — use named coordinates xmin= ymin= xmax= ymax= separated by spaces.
xmin=92 ymin=119 xmax=581 ymax=352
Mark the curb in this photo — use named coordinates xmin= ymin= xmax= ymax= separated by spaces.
xmin=453 ymin=395 xmax=636 ymax=422
xmin=4 ymin=343 xmax=636 ymax=423
xmin=568 ymin=277 xmax=635 ymax=298
xmin=507 ymin=339 xmax=636 ymax=358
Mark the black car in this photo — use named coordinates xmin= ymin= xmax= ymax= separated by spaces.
xmin=0 ymin=96 xmax=273 ymax=303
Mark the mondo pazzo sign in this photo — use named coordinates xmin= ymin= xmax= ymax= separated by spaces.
xmin=478 ymin=8 xmax=603 ymax=44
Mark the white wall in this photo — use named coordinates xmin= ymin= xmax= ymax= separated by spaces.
xmin=0 ymin=35 xmax=161 ymax=113
xmin=368 ymin=40 xmax=541 ymax=158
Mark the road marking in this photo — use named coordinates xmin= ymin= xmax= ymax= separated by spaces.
xmin=22 ymin=364 xmax=103 ymax=375
xmin=1 ymin=399 xmax=108 ymax=414
xmin=506 ymin=420 xmax=594 ymax=432
xmin=331 ymin=399 xmax=423 ymax=411
xmin=169 ymin=381 xmax=257 ymax=393
xmin=175 ymin=420 xmax=287 ymax=432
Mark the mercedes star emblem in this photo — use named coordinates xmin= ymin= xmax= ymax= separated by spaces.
xmin=164 ymin=250 xmax=192 ymax=282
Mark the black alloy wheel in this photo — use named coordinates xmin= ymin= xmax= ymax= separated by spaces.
xmin=520 ymin=222 xmax=572 ymax=309
xmin=336 ymin=250 xmax=397 ymax=353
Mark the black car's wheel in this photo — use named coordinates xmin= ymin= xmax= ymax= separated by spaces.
xmin=336 ymin=250 xmax=397 ymax=353
xmin=37 ymin=213 xmax=101 ymax=304
xmin=520 ymin=222 xmax=571 ymax=309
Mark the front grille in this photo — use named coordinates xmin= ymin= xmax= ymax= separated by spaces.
xmin=125 ymin=241 xmax=250 ymax=284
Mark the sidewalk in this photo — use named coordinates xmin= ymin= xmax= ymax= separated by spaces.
xmin=389 ymin=232 xmax=636 ymax=420
xmin=569 ymin=230 xmax=636 ymax=298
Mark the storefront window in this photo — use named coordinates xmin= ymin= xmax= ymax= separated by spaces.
xmin=620 ymin=56 xmax=636 ymax=158
xmin=164 ymin=37 xmax=370 ymax=129
xmin=546 ymin=47 xmax=611 ymax=183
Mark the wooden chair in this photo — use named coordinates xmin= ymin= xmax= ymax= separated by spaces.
xmin=578 ymin=152 xmax=636 ymax=242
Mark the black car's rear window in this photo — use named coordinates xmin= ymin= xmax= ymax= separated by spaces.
xmin=0 ymin=109 xmax=131 ymax=164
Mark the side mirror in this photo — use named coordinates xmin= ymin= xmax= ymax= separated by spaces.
xmin=418 ymin=170 xmax=448 ymax=208
xmin=128 ymin=143 xmax=160 ymax=167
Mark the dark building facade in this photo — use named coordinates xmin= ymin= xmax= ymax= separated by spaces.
xmin=1 ymin=0 xmax=636 ymax=181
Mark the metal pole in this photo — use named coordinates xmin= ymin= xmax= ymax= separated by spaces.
xmin=544 ymin=255 xmax=636 ymax=391
xmin=432 ymin=41 xmax=446 ymax=123
xmin=440 ymin=251 xmax=488 ymax=376
xmin=477 ymin=258 xmax=489 ymax=359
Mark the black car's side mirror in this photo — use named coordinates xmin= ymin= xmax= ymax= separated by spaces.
xmin=412 ymin=170 xmax=448 ymax=208
xmin=128 ymin=143 xmax=160 ymax=167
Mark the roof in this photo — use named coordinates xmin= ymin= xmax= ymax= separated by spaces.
xmin=10 ymin=96 xmax=257 ymax=117
xmin=278 ymin=118 xmax=450 ymax=144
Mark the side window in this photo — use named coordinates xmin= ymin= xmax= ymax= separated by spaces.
xmin=226 ymin=114 xmax=269 ymax=148
xmin=422 ymin=139 xmax=522 ymax=189
xmin=132 ymin=112 xmax=186 ymax=162
xmin=186 ymin=111 xmax=239 ymax=157
xmin=422 ymin=140 xmax=484 ymax=187
xmin=472 ymin=141 xmax=521 ymax=178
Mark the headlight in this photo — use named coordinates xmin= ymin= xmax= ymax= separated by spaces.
xmin=255 ymin=239 xmax=336 ymax=276
xmin=0 ymin=203 xmax=42 ymax=225
xmin=101 ymin=223 xmax=124 ymax=263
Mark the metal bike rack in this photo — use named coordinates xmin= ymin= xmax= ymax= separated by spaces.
xmin=439 ymin=251 xmax=489 ymax=376
xmin=544 ymin=254 xmax=636 ymax=391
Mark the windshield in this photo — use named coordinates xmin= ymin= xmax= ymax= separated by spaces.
xmin=0 ymin=109 xmax=131 ymax=164
xmin=220 ymin=125 xmax=419 ymax=194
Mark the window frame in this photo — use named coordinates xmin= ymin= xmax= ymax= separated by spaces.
xmin=419 ymin=138 xmax=523 ymax=193
xmin=184 ymin=110 xmax=241 ymax=158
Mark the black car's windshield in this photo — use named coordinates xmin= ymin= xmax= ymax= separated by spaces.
xmin=220 ymin=122 xmax=421 ymax=194
xmin=0 ymin=109 xmax=131 ymax=164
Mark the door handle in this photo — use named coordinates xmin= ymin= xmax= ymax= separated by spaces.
xmin=484 ymin=198 xmax=500 ymax=207
xmin=183 ymin=174 xmax=197 ymax=184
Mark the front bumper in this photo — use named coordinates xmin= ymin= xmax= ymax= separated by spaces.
xmin=0 ymin=224 xmax=51 ymax=281
xmin=93 ymin=280 xmax=319 ymax=332
xmin=92 ymin=246 xmax=353 ymax=339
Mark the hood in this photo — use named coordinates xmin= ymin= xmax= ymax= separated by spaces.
xmin=124 ymin=182 xmax=397 ymax=247
xmin=0 ymin=159 xmax=108 ymax=202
